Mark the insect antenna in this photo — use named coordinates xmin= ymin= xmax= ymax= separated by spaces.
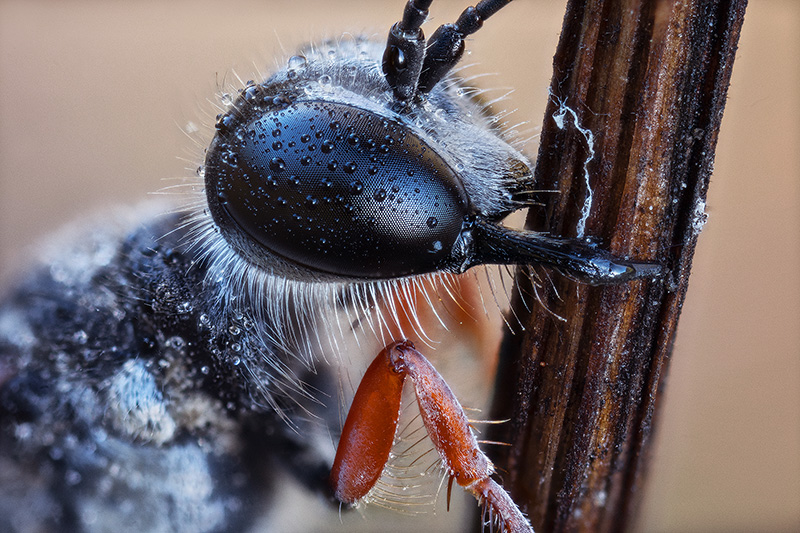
xmin=383 ymin=0 xmax=515 ymax=103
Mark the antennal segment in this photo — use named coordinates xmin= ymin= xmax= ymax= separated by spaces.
xmin=418 ymin=0 xmax=513 ymax=94
xmin=383 ymin=0 xmax=514 ymax=103
xmin=382 ymin=0 xmax=434 ymax=102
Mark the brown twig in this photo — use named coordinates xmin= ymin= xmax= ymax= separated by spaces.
xmin=485 ymin=0 xmax=747 ymax=531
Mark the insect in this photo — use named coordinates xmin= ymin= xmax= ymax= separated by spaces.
xmin=0 ymin=1 xmax=661 ymax=532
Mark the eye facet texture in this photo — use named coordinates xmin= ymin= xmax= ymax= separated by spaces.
xmin=207 ymin=101 xmax=470 ymax=278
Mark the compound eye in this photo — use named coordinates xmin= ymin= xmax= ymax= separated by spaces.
xmin=206 ymin=101 xmax=469 ymax=279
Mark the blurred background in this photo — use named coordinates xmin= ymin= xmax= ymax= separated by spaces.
xmin=1 ymin=1 xmax=797 ymax=531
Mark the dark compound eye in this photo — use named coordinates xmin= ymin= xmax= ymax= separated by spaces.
xmin=205 ymin=101 xmax=470 ymax=279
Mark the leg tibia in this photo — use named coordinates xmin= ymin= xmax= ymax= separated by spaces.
xmin=329 ymin=344 xmax=405 ymax=503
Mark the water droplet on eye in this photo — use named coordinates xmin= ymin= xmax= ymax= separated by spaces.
xmin=216 ymin=114 xmax=235 ymax=133
xmin=301 ymin=134 xmax=311 ymax=143
xmin=319 ymin=74 xmax=332 ymax=88
xmin=373 ymin=189 xmax=387 ymax=202
xmin=347 ymin=133 xmax=360 ymax=146
xmin=368 ymin=166 xmax=378 ymax=175
xmin=349 ymin=181 xmax=364 ymax=194
xmin=272 ymin=140 xmax=282 ymax=150
xmin=327 ymin=160 xmax=338 ymax=171
xmin=220 ymin=92 xmax=233 ymax=106
xmin=426 ymin=216 xmax=438 ymax=228
xmin=329 ymin=121 xmax=341 ymax=130
xmin=300 ymin=156 xmax=312 ymax=166
xmin=429 ymin=241 xmax=443 ymax=253
xmin=321 ymin=140 xmax=335 ymax=153
xmin=269 ymin=157 xmax=286 ymax=172
xmin=288 ymin=176 xmax=301 ymax=188
xmin=271 ymin=128 xmax=281 ymax=137
xmin=243 ymin=85 xmax=260 ymax=103
xmin=200 ymin=366 xmax=210 ymax=375
xmin=305 ymin=195 xmax=318 ymax=208
xmin=344 ymin=161 xmax=357 ymax=174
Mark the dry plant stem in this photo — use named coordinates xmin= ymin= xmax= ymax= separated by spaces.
xmin=485 ymin=0 xmax=747 ymax=531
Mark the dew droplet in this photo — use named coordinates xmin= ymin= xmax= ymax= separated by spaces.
xmin=373 ymin=189 xmax=387 ymax=202
xmin=287 ymin=55 xmax=307 ymax=71
xmin=243 ymin=85 xmax=259 ymax=103
xmin=349 ymin=181 xmax=364 ymax=194
xmin=269 ymin=157 xmax=286 ymax=172
xmin=426 ymin=216 xmax=438 ymax=228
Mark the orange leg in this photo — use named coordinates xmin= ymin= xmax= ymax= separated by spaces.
xmin=330 ymin=340 xmax=533 ymax=533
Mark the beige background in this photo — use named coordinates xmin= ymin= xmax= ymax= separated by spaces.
xmin=1 ymin=1 xmax=798 ymax=531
